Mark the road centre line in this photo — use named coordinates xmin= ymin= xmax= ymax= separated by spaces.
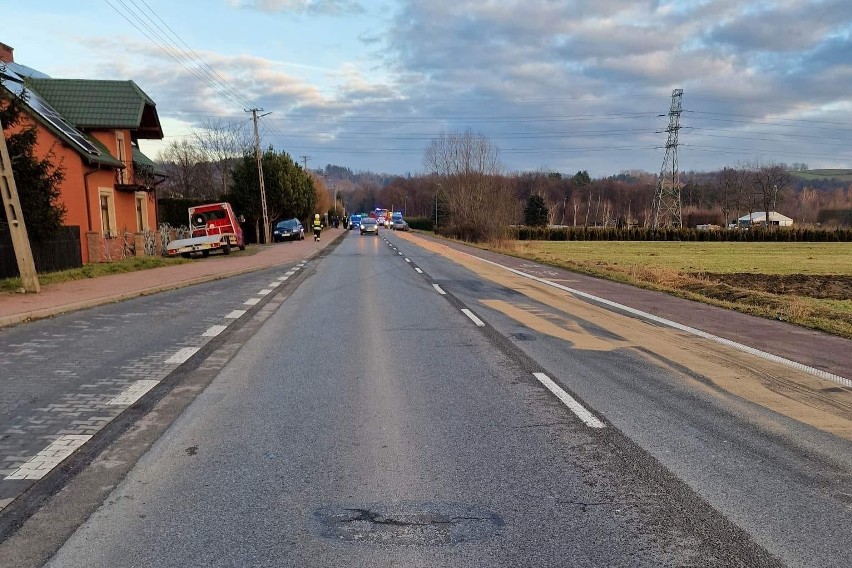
xmin=405 ymin=258 xmax=411 ymax=263
xmin=202 ymin=324 xmax=228 ymax=337
xmin=463 ymin=252 xmax=852 ymax=389
xmin=415 ymin=268 xmax=423 ymax=274
xmin=398 ymin=252 xmax=404 ymax=256
xmin=433 ymin=284 xmax=447 ymax=295
xmin=461 ymin=308 xmax=486 ymax=327
xmin=4 ymin=435 xmax=92 ymax=480
xmin=225 ymin=309 xmax=246 ymax=319
xmin=165 ymin=347 xmax=200 ymax=365
xmin=533 ymin=373 xmax=606 ymax=429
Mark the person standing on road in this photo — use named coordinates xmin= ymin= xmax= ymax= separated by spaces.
xmin=312 ymin=213 xmax=322 ymax=241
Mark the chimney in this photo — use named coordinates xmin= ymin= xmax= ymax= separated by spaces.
xmin=0 ymin=42 xmax=14 ymax=63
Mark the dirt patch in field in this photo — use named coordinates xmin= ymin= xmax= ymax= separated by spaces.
xmin=696 ymin=273 xmax=852 ymax=300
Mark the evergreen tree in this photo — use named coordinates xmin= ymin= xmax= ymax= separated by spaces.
xmin=1 ymin=75 xmax=66 ymax=240
xmin=524 ymin=194 xmax=549 ymax=227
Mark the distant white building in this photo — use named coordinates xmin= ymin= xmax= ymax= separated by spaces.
xmin=736 ymin=211 xmax=793 ymax=228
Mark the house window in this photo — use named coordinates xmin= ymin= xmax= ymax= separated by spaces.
xmin=135 ymin=191 xmax=148 ymax=231
xmin=99 ymin=189 xmax=116 ymax=238
xmin=116 ymin=132 xmax=128 ymax=184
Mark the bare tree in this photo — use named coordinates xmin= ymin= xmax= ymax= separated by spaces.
xmin=156 ymin=139 xmax=214 ymax=199
xmin=423 ymin=130 xmax=515 ymax=242
xmin=751 ymin=163 xmax=791 ymax=224
xmin=193 ymin=118 xmax=252 ymax=198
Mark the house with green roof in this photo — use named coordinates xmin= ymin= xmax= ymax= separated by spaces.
xmin=1 ymin=41 xmax=165 ymax=263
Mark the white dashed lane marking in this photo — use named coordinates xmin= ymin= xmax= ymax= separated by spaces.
xmin=244 ymin=298 xmax=260 ymax=306
xmin=461 ymin=308 xmax=486 ymax=327
xmin=225 ymin=309 xmax=246 ymax=319
xmin=415 ymin=268 xmax=423 ymax=274
xmin=5 ymin=435 xmax=92 ymax=480
xmin=433 ymin=284 xmax=447 ymax=295
xmin=203 ymin=325 xmax=228 ymax=337
xmin=276 ymin=276 xmax=289 ymax=282
xmin=108 ymin=380 xmax=159 ymax=406
xmin=405 ymin=258 xmax=411 ymax=263
xmin=533 ymin=373 xmax=605 ymax=429
xmin=166 ymin=347 xmax=200 ymax=364
xmin=269 ymin=281 xmax=281 ymax=288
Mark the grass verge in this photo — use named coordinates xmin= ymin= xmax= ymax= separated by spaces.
xmin=0 ymin=245 xmax=261 ymax=293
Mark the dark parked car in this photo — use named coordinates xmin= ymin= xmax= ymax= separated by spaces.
xmin=273 ymin=218 xmax=305 ymax=242
xmin=360 ymin=217 xmax=379 ymax=235
xmin=392 ymin=218 xmax=409 ymax=231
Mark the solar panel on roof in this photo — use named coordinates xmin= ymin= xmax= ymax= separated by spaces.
xmin=1 ymin=69 xmax=101 ymax=157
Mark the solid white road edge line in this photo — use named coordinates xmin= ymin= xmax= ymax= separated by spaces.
xmin=433 ymin=284 xmax=447 ymax=295
xmin=464 ymin=253 xmax=852 ymax=389
xmin=533 ymin=373 xmax=606 ymax=429
xmin=461 ymin=308 xmax=486 ymax=327
xmin=165 ymin=347 xmax=200 ymax=365
xmin=4 ymin=435 xmax=93 ymax=480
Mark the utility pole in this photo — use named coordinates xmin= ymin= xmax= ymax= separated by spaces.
xmin=300 ymin=155 xmax=311 ymax=172
xmin=652 ymin=88 xmax=684 ymax=228
xmin=248 ymin=108 xmax=270 ymax=244
xmin=0 ymin=115 xmax=40 ymax=292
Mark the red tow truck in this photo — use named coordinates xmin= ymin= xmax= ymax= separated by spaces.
xmin=166 ymin=202 xmax=246 ymax=258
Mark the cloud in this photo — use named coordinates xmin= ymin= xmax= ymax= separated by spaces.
xmin=228 ymin=0 xmax=364 ymax=16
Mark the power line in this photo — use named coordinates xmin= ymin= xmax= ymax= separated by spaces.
xmin=102 ymin=0 xmax=253 ymax=109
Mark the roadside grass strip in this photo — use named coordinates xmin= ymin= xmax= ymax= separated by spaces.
xmin=202 ymin=325 xmax=228 ymax=337
xmin=225 ymin=309 xmax=246 ymax=319
xmin=461 ymin=308 xmax=486 ymax=327
xmin=533 ymin=373 xmax=606 ymax=429
xmin=469 ymin=253 xmax=852 ymax=389
xmin=244 ymin=298 xmax=261 ymax=306
xmin=433 ymin=284 xmax=447 ymax=295
xmin=5 ymin=435 xmax=92 ymax=480
xmin=108 ymin=380 xmax=160 ymax=406
xmin=165 ymin=347 xmax=200 ymax=365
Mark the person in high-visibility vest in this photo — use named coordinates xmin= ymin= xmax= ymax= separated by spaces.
xmin=312 ymin=213 xmax=322 ymax=241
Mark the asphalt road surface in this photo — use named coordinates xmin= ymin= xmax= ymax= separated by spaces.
xmin=4 ymin=229 xmax=852 ymax=567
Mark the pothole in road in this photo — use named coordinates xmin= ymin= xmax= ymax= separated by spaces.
xmin=313 ymin=502 xmax=503 ymax=545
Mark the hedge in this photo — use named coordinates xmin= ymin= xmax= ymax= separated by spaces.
xmin=514 ymin=226 xmax=852 ymax=242
xmin=406 ymin=217 xmax=435 ymax=231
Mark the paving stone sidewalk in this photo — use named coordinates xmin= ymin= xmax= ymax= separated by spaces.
xmin=0 ymin=230 xmax=343 ymax=328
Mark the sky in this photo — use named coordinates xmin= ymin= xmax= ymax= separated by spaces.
xmin=4 ymin=0 xmax=852 ymax=177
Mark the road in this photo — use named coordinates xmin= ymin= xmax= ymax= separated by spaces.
xmin=2 ymin=228 xmax=851 ymax=567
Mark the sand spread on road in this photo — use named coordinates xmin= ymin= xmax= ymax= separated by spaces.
xmin=397 ymin=232 xmax=852 ymax=440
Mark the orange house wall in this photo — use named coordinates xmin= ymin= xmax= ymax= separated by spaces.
xmin=22 ymin=122 xmax=157 ymax=263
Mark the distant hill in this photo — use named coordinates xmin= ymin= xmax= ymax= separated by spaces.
xmin=790 ymin=169 xmax=852 ymax=182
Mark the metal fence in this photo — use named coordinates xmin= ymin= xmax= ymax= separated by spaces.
xmin=0 ymin=226 xmax=83 ymax=279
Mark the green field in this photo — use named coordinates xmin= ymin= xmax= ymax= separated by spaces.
xmin=789 ymin=169 xmax=852 ymax=182
xmin=497 ymin=240 xmax=852 ymax=338
xmin=518 ymin=241 xmax=852 ymax=275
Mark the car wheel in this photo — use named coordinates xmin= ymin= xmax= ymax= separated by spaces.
xmin=222 ymin=243 xmax=231 ymax=255
xmin=239 ymin=244 xmax=246 ymax=251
